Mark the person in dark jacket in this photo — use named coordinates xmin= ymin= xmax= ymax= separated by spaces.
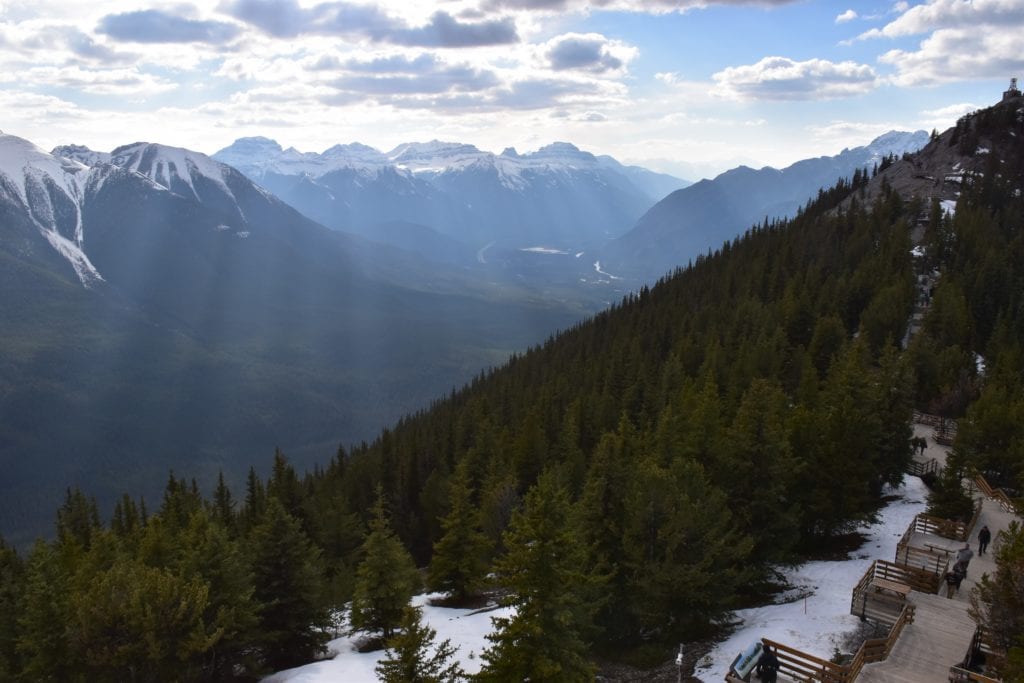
xmin=756 ymin=646 xmax=780 ymax=683
xmin=978 ymin=525 xmax=991 ymax=555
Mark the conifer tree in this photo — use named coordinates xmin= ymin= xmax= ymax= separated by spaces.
xmin=211 ymin=470 xmax=237 ymax=534
xmin=477 ymin=471 xmax=595 ymax=681
xmin=427 ymin=463 xmax=491 ymax=604
xmin=375 ymin=605 xmax=464 ymax=683
xmin=16 ymin=540 xmax=72 ymax=681
xmin=68 ymin=556 xmax=216 ymax=681
xmin=969 ymin=521 xmax=1024 ymax=680
xmin=176 ymin=509 xmax=260 ymax=679
xmin=0 ymin=538 xmax=22 ymax=679
xmin=351 ymin=488 xmax=420 ymax=640
xmin=250 ymin=498 xmax=331 ymax=669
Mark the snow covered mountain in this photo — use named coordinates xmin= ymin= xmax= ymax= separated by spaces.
xmin=0 ymin=132 xmax=589 ymax=546
xmin=0 ymin=133 xmax=103 ymax=285
xmin=213 ymin=137 xmax=689 ymax=249
xmin=602 ymin=130 xmax=931 ymax=280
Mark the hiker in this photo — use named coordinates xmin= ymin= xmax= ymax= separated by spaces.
xmin=956 ymin=543 xmax=974 ymax=577
xmin=756 ymin=645 xmax=780 ymax=683
xmin=946 ymin=565 xmax=965 ymax=597
xmin=978 ymin=525 xmax=991 ymax=555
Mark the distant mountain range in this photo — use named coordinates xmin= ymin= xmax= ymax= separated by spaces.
xmin=0 ymin=126 xmax=932 ymax=544
xmin=213 ymin=138 xmax=689 ymax=250
xmin=602 ymin=130 xmax=931 ymax=280
xmin=0 ymin=132 xmax=589 ymax=545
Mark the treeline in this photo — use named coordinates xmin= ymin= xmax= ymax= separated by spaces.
xmin=15 ymin=139 xmax=1024 ymax=678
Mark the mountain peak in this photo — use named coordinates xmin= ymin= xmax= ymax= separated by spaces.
xmin=109 ymin=142 xmax=235 ymax=201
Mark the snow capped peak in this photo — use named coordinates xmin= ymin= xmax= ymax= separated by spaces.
xmin=109 ymin=142 xmax=236 ymax=201
xmin=219 ymin=136 xmax=283 ymax=157
xmin=501 ymin=147 xmax=521 ymax=158
xmin=387 ymin=140 xmax=484 ymax=166
xmin=0 ymin=133 xmax=88 ymax=203
xmin=52 ymin=144 xmax=112 ymax=167
xmin=0 ymin=132 xmax=102 ymax=285
xmin=864 ymin=130 xmax=930 ymax=158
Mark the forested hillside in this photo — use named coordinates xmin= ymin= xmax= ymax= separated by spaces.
xmin=2 ymin=100 xmax=1023 ymax=681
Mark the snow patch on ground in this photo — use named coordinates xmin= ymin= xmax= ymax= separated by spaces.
xmin=696 ymin=475 xmax=928 ymax=681
xmin=940 ymin=199 xmax=957 ymax=216
xmin=263 ymin=594 xmax=513 ymax=682
xmin=910 ymin=246 xmax=925 ymax=258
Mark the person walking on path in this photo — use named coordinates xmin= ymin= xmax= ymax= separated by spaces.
xmin=979 ymin=525 xmax=991 ymax=555
xmin=945 ymin=565 xmax=966 ymax=597
xmin=956 ymin=543 xmax=974 ymax=577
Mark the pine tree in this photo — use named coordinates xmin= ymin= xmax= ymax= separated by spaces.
xmin=68 ymin=556 xmax=216 ymax=681
xmin=211 ymin=470 xmax=237 ymax=534
xmin=176 ymin=509 xmax=260 ymax=679
xmin=0 ymin=537 xmax=23 ymax=679
xmin=351 ymin=488 xmax=420 ymax=640
xmin=250 ymin=498 xmax=331 ymax=669
xmin=478 ymin=471 xmax=595 ymax=681
xmin=375 ymin=605 xmax=464 ymax=683
xmin=427 ymin=463 xmax=491 ymax=604
xmin=16 ymin=540 xmax=72 ymax=681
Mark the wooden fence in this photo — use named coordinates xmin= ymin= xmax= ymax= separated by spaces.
xmin=974 ymin=474 xmax=1020 ymax=515
xmin=907 ymin=458 xmax=939 ymax=477
xmin=949 ymin=626 xmax=1005 ymax=683
xmin=759 ymin=604 xmax=915 ymax=683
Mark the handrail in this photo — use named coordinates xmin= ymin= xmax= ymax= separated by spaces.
xmin=974 ymin=474 xmax=1020 ymax=515
xmin=948 ymin=666 xmax=1001 ymax=682
xmin=759 ymin=604 xmax=915 ymax=683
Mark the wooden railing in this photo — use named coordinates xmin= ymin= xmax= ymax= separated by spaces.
xmin=914 ymin=513 xmax=968 ymax=540
xmin=908 ymin=458 xmax=939 ymax=477
xmin=974 ymin=474 xmax=1020 ymax=515
xmin=948 ymin=667 xmax=1001 ymax=682
xmin=760 ymin=604 xmax=915 ymax=683
xmin=913 ymin=411 xmax=958 ymax=445
xmin=896 ymin=516 xmax=955 ymax=575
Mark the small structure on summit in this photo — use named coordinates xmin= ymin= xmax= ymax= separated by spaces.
xmin=1002 ymin=77 xmax=1021 ymax=101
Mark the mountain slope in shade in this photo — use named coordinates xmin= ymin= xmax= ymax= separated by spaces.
xmin=213 ymin=137 xmax=689 ymax=251
xmin=603 ymin=130 xmax=930 ymax=280
xmin=0 ymin=134 xmax=589 ymax=546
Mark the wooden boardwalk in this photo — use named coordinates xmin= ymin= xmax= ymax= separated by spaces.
xmin=856 ymin=591 xmax=975 ymax=683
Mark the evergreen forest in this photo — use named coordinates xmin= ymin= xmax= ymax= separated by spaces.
xmin=2 ymin=102 xmax=1024 ymax=681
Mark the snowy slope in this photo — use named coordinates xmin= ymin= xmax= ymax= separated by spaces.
xmin=697 ymin=475 xmax=928 ymax=681
xmin=0 ymin=132 xmax=102 ymax=284
xmin=109 ymin=142 xmax=241 ymax=202
xmin=265 ymin=476 xmax=927 ymax=683
xmin=264 ymin=594 xmax=514 ymax=682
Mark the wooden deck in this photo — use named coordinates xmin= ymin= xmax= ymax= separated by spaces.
xmin=856 ymin=592 xmax=975 ymax=683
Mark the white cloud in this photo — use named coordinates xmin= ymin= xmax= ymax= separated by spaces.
xmin=859 ymin=0 xmax=1024 ymax=39
xmin=835 ymin=9 xmax=857 ymax=23
xmin=918 ymin=102 xmax=979 ymax=129
xmin=655 ymin=71 xmax=678 ymax=84
xmin=712 ymin=56 xmax=878 ymax=101
xmin=482 ymin=0 xmax=798 ymax=14
xmin=880 ymin=28 xmax=1024 ymax=86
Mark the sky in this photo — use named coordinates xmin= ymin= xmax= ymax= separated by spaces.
xmin=0 ymin=0 xmax=1019 ymax=179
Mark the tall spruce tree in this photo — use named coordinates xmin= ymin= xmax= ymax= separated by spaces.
xmin=427 ymin=463 xmax=491 ymax=604
xmin=478 ymin=471 xmax=595 ymax=681
xmin=351 ymin=488 xmax=420 ymax=640
xmin=0 ymin=538 xmax=22 ymax=679
xmin=16 ymin=540 xmax=71 ymax=681
xmin=250 ymin=498 xmax=331 ymax=670
xmin=375 ymin=605 xmax=464 ymax=683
